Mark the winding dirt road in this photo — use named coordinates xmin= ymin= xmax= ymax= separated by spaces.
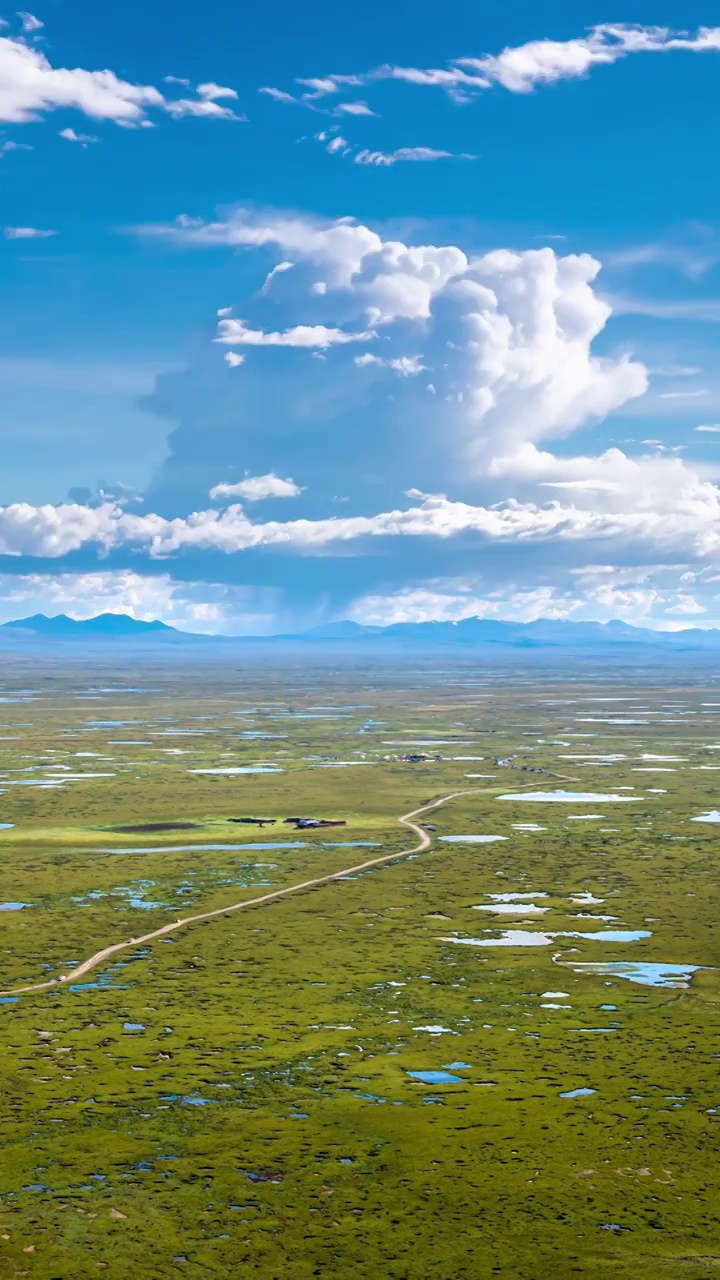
xmin=1 ymin=777 xmax=573 ymax=999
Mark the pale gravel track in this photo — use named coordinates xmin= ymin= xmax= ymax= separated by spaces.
xmin=1 ymin=777 xmax=574 ymax=999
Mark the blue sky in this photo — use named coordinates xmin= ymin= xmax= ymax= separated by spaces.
xmin=2 ymin=1 xmax=720 ymax=631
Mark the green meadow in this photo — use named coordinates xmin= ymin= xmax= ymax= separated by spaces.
xmin=0 ymin=653 xmax=717 ymax=1278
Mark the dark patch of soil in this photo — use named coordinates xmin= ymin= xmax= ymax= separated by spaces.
xmin=109 ymin=822 xmax=200 ymax=833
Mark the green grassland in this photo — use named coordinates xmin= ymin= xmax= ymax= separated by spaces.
xmin=0 ymin=653 xmax=717 ymax=1278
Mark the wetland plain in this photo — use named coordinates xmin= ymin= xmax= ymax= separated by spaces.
xmin=0 ymin=651 xmax=717 ymax=1278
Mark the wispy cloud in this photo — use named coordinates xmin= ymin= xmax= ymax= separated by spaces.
xmin=606 ymin=234 xmax=718 ymax=280
xmin=354 ymin=353 xmax=427 ymax=375
xmin=607 ymin=293 xmax=720 ymax=322
xmin=0 ymin=139 xmax=33 ymax=155
xmin=3 ymin=224 xmax=56 ymax=239
xmin=262 ymin=24 xmax=720 ymax=116
xmin=334 ymin=100 xmax=376 ymax=116
xmin=214 ymin=317 xmax=376 ymax=349
xmin=59 ymin=127 xmax=98 ymax=144
xmin=313 ymin=130 xmax=474 ymax=166
xmin=259 ymin=86 xmax=300 ymax=105
xmin=658 ymin=389 xmax=708 ymax=400
xmin=17 ymin=11 xmax=43 ymax=32
xmin=354 ymin=145 xmax=475 ymax=165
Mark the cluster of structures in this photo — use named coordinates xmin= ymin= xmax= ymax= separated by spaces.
xmin=227 ymin=816 xmax=347 ymax=830
xmin=493 ymin=755 xmax=553 ymax=775
xmin=285 ymin=817 xmax=347 ymax=830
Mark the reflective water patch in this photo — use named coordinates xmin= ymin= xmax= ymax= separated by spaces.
xmin=563 ymin=962 xmax=705 ymax=988
xmin=407 ymin=1070 xmax=463 ymax=1084
xmin=497 ymin=791 xmax=643 ymax=804
xmin=439 ymin=835 xmax=508 ymax=844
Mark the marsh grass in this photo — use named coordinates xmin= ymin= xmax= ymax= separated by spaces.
xmin=0 ymin=656 xmax=717 ymax=1277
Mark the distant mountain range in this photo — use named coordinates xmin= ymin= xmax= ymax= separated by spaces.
xmin=2 ymin=612 xmax=720 ymax=650
xmin=2 ymin=613 xmax=177 ymax=637
xmin=299 ymin=616 xmax=720 ymax=649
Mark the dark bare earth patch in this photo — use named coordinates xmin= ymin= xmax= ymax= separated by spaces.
xmin=109 ymin=821 xmax=201 ymax=833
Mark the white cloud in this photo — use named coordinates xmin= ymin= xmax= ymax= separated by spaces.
xmin=260 ymin=260 xmax=294 ymax=292
xmin=354 ymin=146 xmax=475 ymax=165
xmin=4 ymin=473 xmax=720 ymax=561
xmin=608 ymin=293 xmax=720 ymax=322
xmin=652 ymin=363 xmax=703 ymax=378
xmin=0 ymin=570 xmax=279 ymax=634
xmin=457 ymin=27 xmax=659 ymax=94
xmin=269 ymin=24 xmax=720 ymax=113
xmin=658 ymin=389 xmax=707 ymax=400
xmin=5 ymin=567 xmax=712 ymax=635
xmin=134 ymin=209 xmax=385 ymax=287
xmin=163 ymin=98 xmax=241 ymax=120
xmin=297 ymin=77 xmax=342 ymax=96
xmin=312 ymin=129 xmax=475 ymax=167
xmin=258 ymin=86 xmax=299 ymax=104
xmin=214 ymin=317 xmax=375 ymax=348
xmin=350 ymin=584 xmax=585 ymax=626
xmin=354 ymin=353 xmax=426 ymax=375
xmin=664 ymin=594 xmax=707 ymax=615
xmin=125 ymin=205 xmax=720 ymax=627
xmin=697 ymin=424 xmax=720 ymax=433
xmin=3 ymin=224 xmax=55 ymax=238
xmin=0 ymin=569 xmax=184 ymax=623
xmin=224 ymin=351 xmax=245 ymax=367
xmin=607 ymin=240 xmax=718 ymax=279
xmin=9 ymin=562 xmax=719 ymax=636
xmin=0 ymin=31 xmax=243 ymax=126
xmin=334 ymin=100 xmax=376 ymax=116
xmin=349 ymin=567 xmax=720 ymax=630
xmin=137 ymin=209 xmax=648 ymax=459
xmin=196 ymin=82 xmax=238 ymax=100
xmin=209 ymin=473 xmax=302 ymax=502
xmin=0 ymin=33 xmax=165 ymax=123
xmin=0 ymin=139 xmax=33 ymax=154
xmin=59 ymin=126 xmax=98 ymax=144
xmin=454 ymin=24 xmax=720 ymax=94
xmin=17 ymin=11 xmax=43 ymax=32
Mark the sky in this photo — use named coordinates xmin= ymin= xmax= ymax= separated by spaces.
xmin=2 ymin=1 xmax=720 ymax=633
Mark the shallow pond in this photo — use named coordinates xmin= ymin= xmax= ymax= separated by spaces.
xmin=497 ymin=791 xmax=644 ymax=804
xmin=444 ymin=928 xmax=650 ymax=947
xmin=188 ymin=767 xmax=284 ymax=776
xmin=564 ymin=962 xmax=705 ymax=988
xmin=406 ymin=1070 xmax=463 ymax=1085
xmin=439 ymin=835 xmax=508 ymax=844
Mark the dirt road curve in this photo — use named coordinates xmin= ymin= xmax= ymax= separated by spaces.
xmin=0 ymin=781 xmax=559 ymax=998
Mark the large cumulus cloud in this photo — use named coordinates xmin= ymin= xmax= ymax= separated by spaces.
xmin=4 ymin=208 xmax=718 ymax=629
xmin=139 ymin=209 xmax=651 ymax=517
